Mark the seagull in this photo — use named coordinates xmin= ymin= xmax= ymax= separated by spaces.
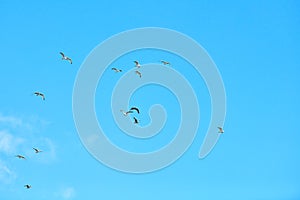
xmin=130 ymin=107 xmax=140 ymax=114
xmin=120 ymin=109 xmax=133 ymax=116
xmin=218 ymin=127 xmax=224 ymax=134
xmin=34 ymin=92 xmax=45 ymax=100
xmin=133 ymin=117 xmax=139 ymax=124
xmin=15 ymin=155 xmax=26 ymax=160
xmin=135 ymin=70 xmax=142 ymax=78
xmin=24 ymin=184 xmax=31 ymax=189
xmin=33 ymin=147 xmax=42 ymax=153
xmin=112 ymin=68 xmax=122 ymax=73
xmin=134 ymin=61 xmax=141 ymax=68
xmin=160 ymin=60 xmax=171 ymax=66
xmin=60 ymin=52 xmax=72 ymax=64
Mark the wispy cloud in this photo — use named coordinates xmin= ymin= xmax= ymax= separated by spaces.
xmin=0 ymin=113 xmax=57 ymax=162
xmin=0 ymin=113 xmax=51 ymax=134
xmin=0 ymin=130 xmax=25 ymax=155
xmin=0 ymin=160 xmax=16 ymax=184
xmin=61 ymin=187 xmax=76 ymax=199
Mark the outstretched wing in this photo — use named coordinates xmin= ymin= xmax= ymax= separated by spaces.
xmin=66 ymin=57 xmax=72 ymax=64
xmin=59 ymin=52 xmax=65 ymax=57
xmin=130 ymin=107 xmax=140 ymax=114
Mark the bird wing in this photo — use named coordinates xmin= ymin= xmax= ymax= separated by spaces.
xmin=134 ymin=61 xmax=138 ymax=65
xmin=66 ymin=57 xmax=72 ymax=64
xmin=112 ymin=68 xmax=117 ymax=71
xmin=130 ymin=107 xmax=140 ymax=114
xmin=60 ymin=52 xmax=65 ymax=57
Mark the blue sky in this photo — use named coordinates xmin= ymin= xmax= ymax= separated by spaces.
xmin=0 ymin=0 xmax=299 ymax=199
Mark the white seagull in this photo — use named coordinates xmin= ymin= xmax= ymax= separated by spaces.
xmin=134 ymin=61 xmax=141 ymax=68
xmin=112 ymin=67 xmax=122 ymax=73
xmin=16 ymin=155 xmax=26 ymax=160
xmin=160 ymin=60 xmax=171 ymax=66
xmin=34 ymin=92 xmax=45 ymax=100
xmin=33 ymin=147 xmax=42 ymax=153
xmin=135 ymin=70 xmax=142 ymax=78
xmin=60 ymin=52 xmax=72 ymax=64
xmin=218 ymin=127 xmax=224 ymax=134
xmin=24 ymin=184 xmax=31 ymax=189
xmin=120 ymin=109 xmax=133 ymax=116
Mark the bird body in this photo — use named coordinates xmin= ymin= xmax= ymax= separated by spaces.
xmin=112 ymin=68 xmax=122 ymax=73
xmin=120 ymin=109 xmax=133 ymax=116
xmin=34 ymin=92 xmax=45 ymax=100
xmin=218 ymin=127 xmax=224 ymax=134
xmin=60 ymin=52 xmax=72 ymax=64
xmin=33 ymin=147 xmax=42 ymax=153
xmin=134 ymin=61 xmax=141 ymax=68
xmin=24 ymin=184 xmax=31 ymax=189
xmin=16 ymin=155 xmax=26 ymax=160
xmin=161 ymin=60 xmax=171 ymax=65
xmin=135 ymin=70 xmax=142 ymax=78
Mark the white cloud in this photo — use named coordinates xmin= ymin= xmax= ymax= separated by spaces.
xmin=0 ymin=160 xmax=16 ymax=184
xmin=61 ymin=187 xmax=76 ymax=199
xmin=0 ymin=113 xmax=51 ymax=135
xmin=0 ymin=113 xmax=57 ymax=163
xmin=0 ymin=130 xmax=25 ymax=155
xmin=0 ymin=115 xmax=23 ymax=126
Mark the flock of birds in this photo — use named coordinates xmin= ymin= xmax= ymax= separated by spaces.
xmin=113 ymin=60 xmax=172 ymax=123
xmin=111 ymin=59 xmax=225 ymax=135
xmin=16 ymin=52 xmax=224 ymax=190
xmin=13 ymin=52 xmax=72 ymax=190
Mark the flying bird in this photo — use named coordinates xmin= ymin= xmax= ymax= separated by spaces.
xmin=160 ymin=60 xmax=171 ymax=66
xmin=134 ymin=61 xmax=141 ymax=68
xmin=33 ymin=147 xmax=42 ymax=153
xmin=120 ymin=109 xmax=133 ymax=116
xmin=24 ymin=184 xmax=31 ymax=189
xmin=218 ymin=127 xmax=224 ymax=134
xmin=130 ymin=107 xmax=140 ymax=114
xmin=15 ymin=155 xmax=26 ymax=160
xmin=112 ymin=68 xmax=122 ymax=73
xmin=34 ymin=92 xmax=45 ymax=100
xmin=135 ymin=70 xmax=142 ymax=78
xmin=59 ymin=52 xmax=72 ymax=64
xmin=133 ymin=117 xmax=139 ymax=124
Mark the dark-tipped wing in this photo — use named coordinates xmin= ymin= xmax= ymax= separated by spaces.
xmin=66 ymin=57 xmax=72 ymax=64
xmin=130 ymin=107 xmax=140 ymax=114
xmin=133 ymin=117 xmax=138 ymax=123
xmin=60 ymin=52 xmax=65 ymax=57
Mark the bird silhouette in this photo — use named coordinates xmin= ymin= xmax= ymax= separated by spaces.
xmin=112 ymin=67 xmax=122 ymax=73
xmin=15 ymin=155 xmax=26 ymax=160
xmin=34 ymin=92 xmax=45 ymax=100
xmin=160 ymin=60 xmax=171 ymax=65
xmin=33 ymin=147 xmax=42 ymax=153
xmin=134 ymin=61 xmax=141 ymax=68
xmin=130 ymin=107 xmax=140 ymax=114
xmin=120 ymin=109 xmax=133 ymax=116
xmin=60 ymin=52 xmax=72 ymax=64
xmin=24 ymin=184 xmax=31 ymax=189
xmin=133 ymin=117 xmax=139 ymax=124
xmin=218 ymin=127 xmax=224 ymax=134
xmin=135 ymin=70 xmax=142 ymax=78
